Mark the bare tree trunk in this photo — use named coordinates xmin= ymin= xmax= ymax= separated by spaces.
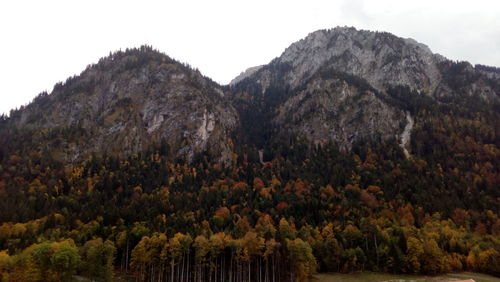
xmin=179 ymin=256 xmax=182 ymax=282
xmin=272 ymin=254 xmax=276 ymax=282
xmin=171 ymin=261 xmax=174 ymax=282
xmin=229 ymin=252 xmax=233 ymax=282
xmin=152 ymin=264 xmax=155 ymax=282
xmin=187 ymin=252 xmax=190 ymax=282
xmin=264 ymin=257 xmax=269 ymax=282
xmin=181 ymin=253 xmax=185 ymax=282
xmin=126 ymin=238 xmax=130 ymax=271
xmin=237 ymin=262 xmax=240 ymax=282
xmin=259 ymin=257 xmax=262 ymax=282
xmin=214 ymin=256 xmax=217 ymax=282
xmin=159 ymin=265 xmax=163 ymax=282
xmin=121 ymin=249 xmax=124 ymax=270
xmin=196 ymin=264 xmax=200 ymax=282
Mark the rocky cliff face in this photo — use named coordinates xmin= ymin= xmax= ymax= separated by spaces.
xmin=3 ymin=28 xmax=499 ymax=164
xmin=273 ymin=75 xmax=406 ymax=150
xmin=8 ymin=46 xmax=238 ymax=163
xmin=240 ymin=27 xmax=446 ymax=95
xmin=232 ymin=27 xmax=500 ymax=154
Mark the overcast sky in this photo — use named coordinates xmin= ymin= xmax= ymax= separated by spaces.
xmin=1 ymin=0 xmax=499 ymax=115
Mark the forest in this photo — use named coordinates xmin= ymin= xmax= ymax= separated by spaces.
xmin=0 ymin=69 xmax=499 ymax=281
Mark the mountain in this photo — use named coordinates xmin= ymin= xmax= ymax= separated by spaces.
xmin=1 ymin=27 xmax=499 ymax=281
xmin=236 ymin=27 xmax=499 ymax=98
xmin=2 ymin=28 xmax=499 ymax=164
xmin=3 ymin=46 xmax=238 ymax=163
xmin=242 ymin=27 xmax=445 ymax=92
xmin=232 ymin=26 xmax=500 ymax=155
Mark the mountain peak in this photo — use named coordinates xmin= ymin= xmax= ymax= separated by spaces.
xmin=9 ymin=46 xmax=238 ymax=163
xmin=231 ymin=26 xmax=499 ymax=155
xmin=273 ymin=27 xmax=444 ymax=92
xmin=4 ymin=27 xmax=499 ymax=166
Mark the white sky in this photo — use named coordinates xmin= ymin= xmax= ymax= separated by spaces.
xmin=1 ymin=0 xmax=499 ymax=115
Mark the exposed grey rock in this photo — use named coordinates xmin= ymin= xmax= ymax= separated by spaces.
xmin=273 ymin=77 xmax=406 ymax=150
xmin=267 ymin=27 xmax=445 ymax=94
xmin=229 ymin=65 xmax=264 ymax=86
xmin=400 ymin=111 xmax=414 ymax=158
xmin=7 ymin=28 xmax=500 ymax=165
xmin=11 ymin=47 xmax=239 ymax=163
xmin=232 ymin=26 xmax=499 ymax=153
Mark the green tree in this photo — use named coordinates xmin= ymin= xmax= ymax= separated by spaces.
xmin=26 ymin=242 xmax=52 ymax=281
xmin=50 ymin=240 xmax=80 ymax=281
xmin=81 ymin=238 xmax=116 ymax=281
xmin=319 ymin=223 xmax=342 ymax=272
xmin=287 ymin=238 xmax=316 ymax=281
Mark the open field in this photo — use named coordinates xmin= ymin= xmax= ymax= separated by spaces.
xmin=313 ymin=272 xmax=500 ymax=282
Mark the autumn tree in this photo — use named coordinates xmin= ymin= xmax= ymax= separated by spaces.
xmin=420 ymin=239 xmax=443 ymax=274
xmin=287 ymin=238 xmax=316 ymax=281
xmin=81 ymin=238 xmax=116 ymax=282
xmin=405 ymin=236 xmax=423 ymax=273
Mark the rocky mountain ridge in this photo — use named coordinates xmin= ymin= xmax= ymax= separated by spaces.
xmin=6 ymin=46 xmax=238 ymax=163
xmin=2 ymin=27 xmax=499 ymax=164
xmin=232 ymin=26 xmax=499 ymax=156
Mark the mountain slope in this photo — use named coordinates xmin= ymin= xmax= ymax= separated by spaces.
xmin=271 ymin=27 xmax=444 ymax=92
xmin=272 ymin=72 xmax=406 ymax=150
xmin=232 ymin=27 xmax=500 ymax=155
xmin=4 ymin=46 xmax=238 ymax=163
xmin=0 ymin=28 xmax=499 ymax=281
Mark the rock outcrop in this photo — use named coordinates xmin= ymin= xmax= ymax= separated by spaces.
xmin=229 ymin=65 xmax=264 ymax=86
xmin=4 ymin=28 xmax=500 ymax=164
xmin=273 ymin=75 xmax=406 ymax=150
xmin=232 ymin=26 xmax=499 ymax=152
xmin=243 ymin=27 xmax=446 ymax=94
xmin=9 ymin=46 xmax=238 ymax=163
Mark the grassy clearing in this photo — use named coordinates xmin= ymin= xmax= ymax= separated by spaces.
xmin=313 ymin=271 xmax=500 ymax=282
